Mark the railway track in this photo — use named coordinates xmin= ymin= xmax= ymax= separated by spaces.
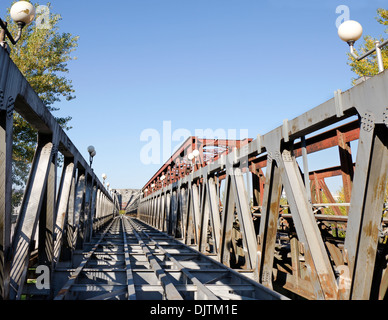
xmin=50 ymin=215 xmax=286 ymax=300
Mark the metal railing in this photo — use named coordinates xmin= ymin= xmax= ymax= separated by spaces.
xmin=138 ymin=70 xmax=388 ymax=300
xmin=0 ymin=46 xmax=120 ymax=299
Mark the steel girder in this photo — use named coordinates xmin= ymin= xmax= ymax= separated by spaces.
xmin=143 ymin=137 xmax=252 ymax=193
xmin=139 ymin=71 xmax=388 ymax=300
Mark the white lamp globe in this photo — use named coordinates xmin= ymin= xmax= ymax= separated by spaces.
xmin=338 ymin=20 xmax=363 ymax=42
xmin=87 ymin=145 xmax=95 ymax=154
xmin=192 ymin=149 xmax=200 ymax=157
xmin=102 ymin=173 xmax=107 ymax=180
xmin=10 ymin=1 xmax=36 ymax=25
xmin=90 ymin=150 xmax=96 ymax=157
xmin=187 ymin=153 xmax=194 ymax=161
xmin=161 ymin=175 xmax=166 ymax=181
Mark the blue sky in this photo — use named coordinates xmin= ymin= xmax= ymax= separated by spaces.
xmin=25 ymin=0 xmax=387 ymax=190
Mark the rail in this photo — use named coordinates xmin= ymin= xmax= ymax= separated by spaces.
xmin=138 ymin=70 xmax=388 ymax=300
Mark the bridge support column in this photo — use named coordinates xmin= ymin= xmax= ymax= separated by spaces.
xmin=38 ymin=161 xmax=56 ymax=270
xmin=199 ymin=176 xmax=221 ymax=257
xmin=257 ymin=159 xmax=282 ymax=289
xmin=0 ymin=91 xmax=14 ymax=300
xmin=82 ymin=177 xmax=93 ymax=245
xmin=53 ymin=157 xmax=75 ymax=266
xmin=345 ymin=123 xmax=388 ymax=300
xmin=277 ymin=146 xmax=338 ymax=300
xmin=190 ymin=183 xmax=201 ymax=246
xmin=219 ymin=168 xmax=257 ymax=270
xmin=9 ymin=133 xmax=57 ymax=299
xmin=70 ymin=173 xmax=86 ymax=256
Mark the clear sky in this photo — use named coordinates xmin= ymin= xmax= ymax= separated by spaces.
xmin=25 ymin=0 xmax=387 ymax=190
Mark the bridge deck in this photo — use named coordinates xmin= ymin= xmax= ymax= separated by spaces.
xmin=49 ymin=216 xmax=286 ymax=300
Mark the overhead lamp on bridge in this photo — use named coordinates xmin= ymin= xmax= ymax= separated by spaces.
xmin=192 ymin=149 xmax=200 ymax=158
xmin=192 ymin=149 xmax=202 ymax=168
xmin=338 ymin=20 xmax=387 ymax=73
xmin=160 ymin=175 xmax=166 ymax=186
xmin=188 ymin=150 xmax=200 ymax=163
xmin=187 ymin=150 xmax=200 ymax=172
xmin=102 ymin=173 xmax=107 ymax=186
xmin=0 ymin=1 xmax=36 ymax=49
xmin=87 ymin=145 xmax=96 ymax=168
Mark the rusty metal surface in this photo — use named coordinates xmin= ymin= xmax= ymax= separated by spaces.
xmin=139 ymin=70 xmax=388 ymax=300
xmin=1 ymin=39 xmax=388 ymax=301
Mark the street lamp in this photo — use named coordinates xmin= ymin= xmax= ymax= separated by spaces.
xmin=192 ymin=149 xmax=200 ymax=158
xmin=0 ymin=1 xmax=36 ymax=49
xmin=187 ymin=152 xmax=195 ymax=174
xmin=87 ymin=145 xmax=96 ymax=168
xmin=102 ymin=173 xmax=107 ymax=186
xmin=192 ymin=149 xmax=202 ymax=169
xmin=338 ymin=20 xmax=387 ymax=73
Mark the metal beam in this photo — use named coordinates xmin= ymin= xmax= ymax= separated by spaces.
xmin=9 ymin=133 xmax=56 ymax=299
xmin=345 ymin=124 xmax=388 ymax=299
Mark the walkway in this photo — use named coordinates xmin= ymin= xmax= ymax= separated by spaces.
xmin=51 ymin=216 xmax=285 ymax=300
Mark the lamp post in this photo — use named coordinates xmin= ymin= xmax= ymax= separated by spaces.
xmin=0 ymin=1 xmax=36 ymax=49
xmin=102 ymin=173 xmax=107 ymax=186
xmin=87 ymin=145 xmax=96 ymax=168
xmin=192 ymin=149 xmax=202 ymax=170
xmin=338 ymin=20 xmax=387 ymax=73
xmin=187 ymin=152 xmax=194 ymax=174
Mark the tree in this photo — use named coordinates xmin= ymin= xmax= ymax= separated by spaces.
xmin=346 ymin=8 xmax=388 ymax=216
xmin=348 ymin=8 xmax=388 ymax=80
xmin=6 ymin=2 xmax=79 ymax=210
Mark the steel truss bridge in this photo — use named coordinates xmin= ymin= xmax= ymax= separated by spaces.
xmin=0 ymin=45 xmax=387 ymax=301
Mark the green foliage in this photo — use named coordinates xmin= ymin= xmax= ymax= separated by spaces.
xmin=318 ymin=191 xmax=337 ymax=216
xmin=6 ymin=1 xmax=78 ymax=211
xmin=376 ymin=8 xmax=388 ymax=28
xmin=336 ymin=184 xmax=388 ymax=215
xmin=334 ymin=187 xmax=348 ymax=216
xmin=348 ymin=8 xmax=388 ymax=81
xmin=280 ymin=195 xmax=289 ymax=213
